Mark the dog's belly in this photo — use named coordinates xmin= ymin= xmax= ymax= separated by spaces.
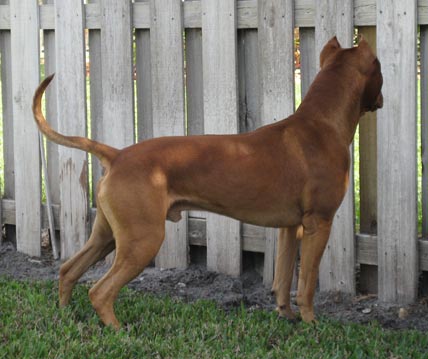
xmin=167 ymin=199 xmax=302 ymax=228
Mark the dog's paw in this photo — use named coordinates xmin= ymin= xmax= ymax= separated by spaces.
xmin=276 ymin=305 xmax=298 ymax=323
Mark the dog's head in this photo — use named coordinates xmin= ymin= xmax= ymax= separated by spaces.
xmin=320 ymin=35 xmax=383 ymax=113
xmin=357 ymin=36 xmax=383 ymax=112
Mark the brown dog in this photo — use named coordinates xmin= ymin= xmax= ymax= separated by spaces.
xmin=32 ymin=36 xmax=383 ymax=329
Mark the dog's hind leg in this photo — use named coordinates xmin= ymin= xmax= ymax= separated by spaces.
xmin=272 ymin=226 xmax=300 ymax=321
xmin=88 ymin=218 xmax=165 ymax=330
xmin=59 ymin=207 xmax=115 ymax=307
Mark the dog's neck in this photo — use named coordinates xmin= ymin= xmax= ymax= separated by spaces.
xmin=295 ymin=67 xmax=365 ymax=145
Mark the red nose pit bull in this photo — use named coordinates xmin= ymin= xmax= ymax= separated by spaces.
xmin=32 ymin=36 xmax=383 ymax=329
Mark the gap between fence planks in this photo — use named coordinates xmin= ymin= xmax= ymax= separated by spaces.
xmin=185 ymin=22 xmax=205 ymax=221
xmin=88 ymin=0 xmax=103 ymax=207
xmin=421 ymin=25 xmax=428 ymax=238
xmin=357 ymin=26 xmax=378 ymax=294
xmin=0 ymin=0 xmax=15 ymax=246
xmin=43 ymin=0 xmax=60 ymax=253
xmin=136 ymin=0 xmax=153 ymax=142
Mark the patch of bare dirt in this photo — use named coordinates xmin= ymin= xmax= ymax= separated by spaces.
xmin=1 ymin=241 xmax=427 ymax=331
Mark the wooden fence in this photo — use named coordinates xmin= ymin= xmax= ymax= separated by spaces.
xmin=0 ymin=0 xmax=427 ymax=303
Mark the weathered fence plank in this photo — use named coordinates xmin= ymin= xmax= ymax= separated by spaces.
xmin=136 ymin=0 xmax=153 ymax=141
xmin=150 ymin=0 xmax=188 ymax=269
xmin=376 ymin=0 xmax=418 ymax=303
xmin=0 ymin=0 xmax=15 ymax=244
xmin=316 ymin=0 xmax=356 ymax=295
xmin=10 ymin=0 xmax=41 ymax=256
xmin=357 ymin=26 xmax=378 ymax=294
xmin=421 ymin=25 xmax=428 ymax=238
xmin=55 ymin=0 xmax=89 ymax=259
xmin=100 ymin=0 xmax=134 ymax=149
xmin=258 ymin=0 xmax=294 ymax=286
xmin=5 ymin=2 xmax=428 ymax=31
xmin=202 ymin=0 xmax=241 ymax=276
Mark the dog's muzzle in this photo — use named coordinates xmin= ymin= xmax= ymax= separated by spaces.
xmin=374 ymin=92 xmax=383 ymax=110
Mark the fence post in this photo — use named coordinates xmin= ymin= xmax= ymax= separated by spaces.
xmin=316 ymin=0 xmax=356 ymax=294
xmin=202 ymin=0 xmax=241 ymax=276
xmin=376 ymin=0 xmax=418 ymax=303
xmin=258 ymin=0 xmax=295 ymax=286
xmin=55 ymin=0 xmax=89 ymax=259
xmin=10 ymin=0 xmax=41 ymax=256
xmin=150 ymin=0 xmax=188 ymax=269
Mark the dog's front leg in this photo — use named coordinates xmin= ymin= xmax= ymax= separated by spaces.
xmin=296 ymin=217 xmax=332 ymax=323
xmin=272 ymin=226 xmax=300 ymax=321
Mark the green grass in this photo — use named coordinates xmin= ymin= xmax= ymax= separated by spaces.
xmin=1 ymin=279 xmax=428 ymax=359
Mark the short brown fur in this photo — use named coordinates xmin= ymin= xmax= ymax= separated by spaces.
xmin=32 ymin=36 xmax=383 ymax=329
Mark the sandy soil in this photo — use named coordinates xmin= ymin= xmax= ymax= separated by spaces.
xmin=1 ymin=241 xmax=427 ymax=331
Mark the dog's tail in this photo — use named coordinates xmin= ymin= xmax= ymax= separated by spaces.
xmin=32 ymin=74 xmax=119 ymax=169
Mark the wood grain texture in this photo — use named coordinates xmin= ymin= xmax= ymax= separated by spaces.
xmin=202 ymin=0 xmax=241 ymax=276
xmin=100 ymin=0 xmax=134 ymax=149
xmin=421 ymin=26 xmax=428 ymax=238
xmin=55 ymin=0 xmax=89 ymax=259
xmin=376 ymin=0 xmax=418 ymax=303
xmin=258 ymin=0 xmax=294 ymax=286
xmin=10 ymin=0 xmax=41 ymax=256
xmin=316 ymin=0 xmax=356 ymax=295
xmin=150 ymin=0 xmax=188 ymax=269
xmin=136 ymin=0 xmax=153 ymax=141
xmin=4 ymin=1 xmax=428 ymax=31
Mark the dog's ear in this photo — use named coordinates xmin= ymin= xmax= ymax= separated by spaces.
xmin=357 ymin=34 xmax=372 ymax=53
xmin=320 ymin=36 xmax=341 ymax=68
xmin=357 ymin=34 xmax=378 ymax=73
